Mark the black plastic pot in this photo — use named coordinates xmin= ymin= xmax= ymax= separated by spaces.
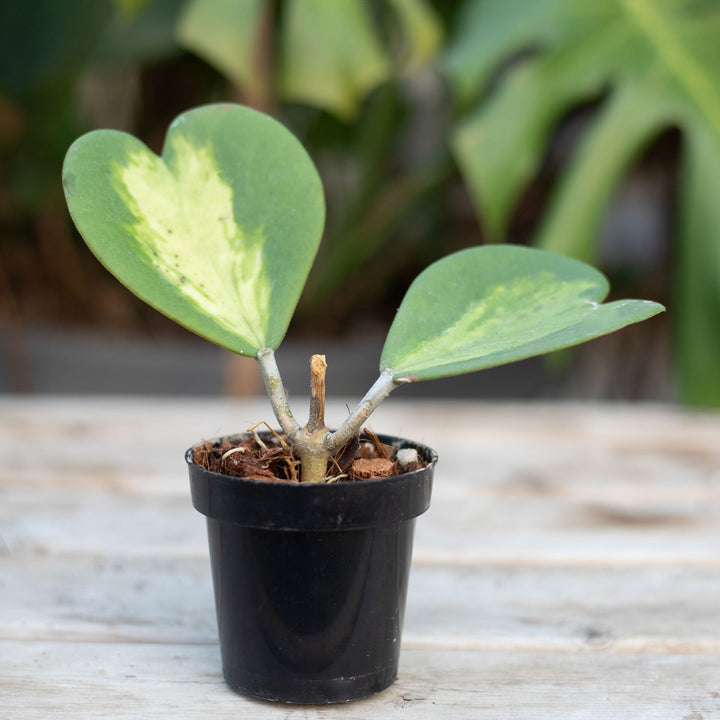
xmin=186 ymin=433 xmax=436 ymax=704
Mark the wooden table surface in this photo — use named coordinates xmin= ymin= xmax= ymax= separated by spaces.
xmin=2 ymin=397 xmax=720 ymax=719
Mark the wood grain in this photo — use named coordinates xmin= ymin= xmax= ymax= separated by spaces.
xmin=2 ymin=397 xmax=719 ymax=718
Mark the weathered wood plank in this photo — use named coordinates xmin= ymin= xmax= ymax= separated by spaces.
xmin=3 ymin=399 xmax=719 ymax=566
xmin=3 ymin=552 xmax=720 ymax=655
xmin=3 ymin=641 xmax=719 ymax=719
xmin=3 ymin=483 xmax=719 ymax=567
xmin=2 ymin=398 xmax=720 ymax=717
xmin=2 ymin=398 xmax=720 ymax=474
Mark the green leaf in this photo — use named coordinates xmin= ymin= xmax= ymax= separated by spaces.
xmin=452 ymin=42 xmax=610 ymax=240
xmin=279 ymin=0 xmax=391 ymax=120
xmin=113 ymin=0 xmax=152 ymax=17
xmin=381 ymin=246 xmax=663 ymax=381
xmin=441 ymin=0 xmax=573 ymax=105
xmin=676 ymin=119 xmax=720 ymax=406
xmin=448 ymin=0 xmax=720 ymax=248
xmin=176 ymin=0 xmax=266 ymax=96
xmin=63 ymin=103 xmax=325 ymax=356
xmin=536 ymin=83 xmax=669 ymax=262
xmin=385 ymin=0 xmax=444 ymax=73
xmin=445 ymin=0 xmax=720 ymax=406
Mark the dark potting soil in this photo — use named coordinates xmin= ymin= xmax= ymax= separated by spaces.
xmin=192 ymin=429 xmax=426 ymax=483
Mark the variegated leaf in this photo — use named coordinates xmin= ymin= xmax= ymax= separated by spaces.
xmin=381 ymin=245 xmax=664 ymax=381
xmin=63 ymin=104 xmax=325 ymax=355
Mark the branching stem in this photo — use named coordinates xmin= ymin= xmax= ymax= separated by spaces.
xmin=256 ymin=350 xmax=408 ymax=483
xmin=256 ymin=348 xmax=300 ymax=440
xmin=326 ymin=369 xmax=405 ymax=451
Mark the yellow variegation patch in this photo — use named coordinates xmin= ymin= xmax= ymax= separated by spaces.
xmin=63 ymin=104 xmax=325 ymax=356
xmin=391 ymin=274 xmax=597 ymax=374
xmin=116 ymin=136 xmax=270 ymax=347
xmin=381 ymin=245 xmax=664 ymax=381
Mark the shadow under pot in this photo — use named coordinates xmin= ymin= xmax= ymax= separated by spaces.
xmin=186 ymin=432 xmax=436 ymax=704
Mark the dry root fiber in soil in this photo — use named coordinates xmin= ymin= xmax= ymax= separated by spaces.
xmin=193 ymin=427 xmax=425 ymax=483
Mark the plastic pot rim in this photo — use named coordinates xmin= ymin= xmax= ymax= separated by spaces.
xmin=186 ymin=431 xmax=437 ymax=531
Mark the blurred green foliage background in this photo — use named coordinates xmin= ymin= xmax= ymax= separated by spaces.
xmin=1 ymin=0 xmax=717 ymax=404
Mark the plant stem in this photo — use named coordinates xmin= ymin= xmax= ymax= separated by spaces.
xmin=294 ymin=354 xmax=331 ymax=483
xmin=295 ymin=439 xmax=331 ymax=484
xmin=256 ymin=348 xmax=300 ymax=439
xmin=326 ymin=369 xmax=406 ymax=451
xmin=257 ymin=350 xmax=408 ymax=483
xmin=307 ymin=354 xmax=327 ymax=434
xmin=258 ymin=349 xmax=330 ymax=483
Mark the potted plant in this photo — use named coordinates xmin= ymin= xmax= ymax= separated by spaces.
xmin=62 ymin=103 xmax=663 ymax=703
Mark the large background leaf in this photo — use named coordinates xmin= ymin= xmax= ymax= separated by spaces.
xmin=63 ymin=104 xmax=325 ymax=356
xmin=176 ymin=0 xmax=267 ymax=102
xmin=279 ymin=0 xmax=391 ymax=120
xmin=445 ymin=0 xmax=720 ymax=405
xmin=174 ymin=0 xmax=443 ymax=119
xmin=381 ymin=246 xmax=663 ymax=381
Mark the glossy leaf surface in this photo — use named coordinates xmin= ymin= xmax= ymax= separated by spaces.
xmin=381 ymin=246 xmax=664 ymax=381
xmin=63 ymin=104 xmax=325 ymax=356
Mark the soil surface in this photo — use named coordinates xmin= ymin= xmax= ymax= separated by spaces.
xmin=192 ymin=428 xmax=426 ymax=483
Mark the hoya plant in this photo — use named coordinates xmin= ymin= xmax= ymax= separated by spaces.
xmin=62 ymin=104 xmax=663 ymax=483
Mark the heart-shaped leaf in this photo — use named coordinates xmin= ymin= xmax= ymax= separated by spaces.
xmin=381 ymin=245 xmax=664 ymax=381
xmin=63 ymin=103 xmax=325 ymax=356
